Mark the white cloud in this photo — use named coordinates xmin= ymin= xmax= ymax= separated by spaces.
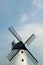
xmin=33 ymin=0 xmax=43 ymax=10
xmin=20 ymin=13 xmax=36 ymax=23
xmin=30 ymin=13 xmax=36 ymax=16
xmin=37 ymin=3 xmax=43 ymax=9
xmin=20 ymin=14 xmax=29 ymax=22
xmin=18 ymin=23 xmax=43 ymax=41
xmin=33 ymin=0 xmax=37 ymax=4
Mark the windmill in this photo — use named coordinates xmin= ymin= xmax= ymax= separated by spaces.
xmin=7 ymin=26 xmax=38 ymax=65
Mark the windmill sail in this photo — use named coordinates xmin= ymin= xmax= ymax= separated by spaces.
xmin=26 ymin=49 xmax=38 ymax=65
xmin=8 ymin=26 xmax=22 ymax=41
xmin=7 ymin=50 xmax=20 ymax=61
xmin=25 ymin=34 xmax=35 ymax=46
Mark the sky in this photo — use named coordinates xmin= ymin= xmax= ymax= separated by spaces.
xmin=0 ymin=0 xmax=43 ymax=65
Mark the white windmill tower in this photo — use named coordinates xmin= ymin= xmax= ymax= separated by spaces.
xmin=7 ymin=26 xmax=38 ymax=65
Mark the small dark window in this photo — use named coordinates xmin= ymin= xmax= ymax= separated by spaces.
xmin=21 ymin=51 xmax=23 ymax=53
xmin=22 ymin=59 xmax=24 ymax=62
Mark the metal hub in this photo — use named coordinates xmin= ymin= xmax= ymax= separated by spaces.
xmin=12 ymin=41 xmax=26 ymax=50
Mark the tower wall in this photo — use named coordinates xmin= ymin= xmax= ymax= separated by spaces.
xmin=11 ymin=50 xmax=28 ymax=65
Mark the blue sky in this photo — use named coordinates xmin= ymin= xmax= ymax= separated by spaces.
xmin=0 ymin=0 xmax=43 ymax=65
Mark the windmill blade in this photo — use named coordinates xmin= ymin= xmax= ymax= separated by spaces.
xmin=8 ymin=26 xmax=22 ymax=41
xmin=7 ymin=49 xmax=20 ymax=61
xmin=26 ymin=49 xmax=38 ymax=65
xmin=25 ymin=34 xmax=36 ymax=46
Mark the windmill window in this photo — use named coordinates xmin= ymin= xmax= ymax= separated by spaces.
xmin=22 ymin=59 xmax=24 ymax=62
xmin=21 ymin=51 xmax=23 ymax=53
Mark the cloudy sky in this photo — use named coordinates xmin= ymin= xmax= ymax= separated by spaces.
xmin=0 ymin=0 xmax=43 ymax=65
